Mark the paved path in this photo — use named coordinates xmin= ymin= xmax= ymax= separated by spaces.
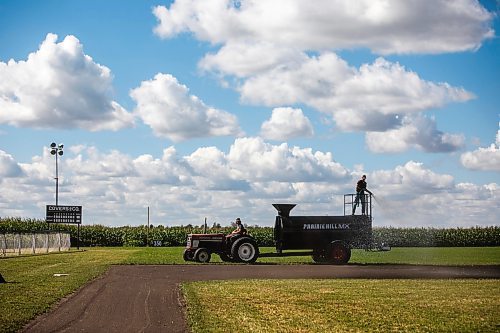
xmin=22 ymin=264 xmax=500 ymax=333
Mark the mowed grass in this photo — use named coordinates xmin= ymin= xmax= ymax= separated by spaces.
xmin=183 ymin=279 xmax=500 ymax=333
xmin=0 ymin=246 xmax=499 ymax=332
xmin=0 ymin=248 xmax=139 ymax=333
xmin=350 ymin=246 xmax=500 ymax=265
xmin=120 ymin=246 xmax=500 ymax=265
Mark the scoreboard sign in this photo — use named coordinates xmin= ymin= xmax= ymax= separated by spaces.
xmin=46 ymin=205 xmax=82 ymax=224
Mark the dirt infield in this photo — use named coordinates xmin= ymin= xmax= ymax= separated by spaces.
xmin=22 ymin=264 xmax=500 ymax=333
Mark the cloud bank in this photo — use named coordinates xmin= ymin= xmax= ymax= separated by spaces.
xmin=1 ymin=140 xmax=498 ymax=227
xmin=153 ymin=0 xmax=487 ymax=151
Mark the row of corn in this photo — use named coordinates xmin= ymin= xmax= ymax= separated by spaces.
xmin=1 ymin=217 xmax=498 ymax=247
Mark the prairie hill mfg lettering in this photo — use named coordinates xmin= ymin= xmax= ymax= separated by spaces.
xmin=303 ymin=223 xmax=350 ymax=230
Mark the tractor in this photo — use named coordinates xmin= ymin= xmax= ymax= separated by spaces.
xmin=183 ymin=232 xmax=259 ymax=263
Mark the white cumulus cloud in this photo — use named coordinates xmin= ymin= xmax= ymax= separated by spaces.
xmin=0 ymin=33 xmax=134 ymax=131
xmin=260 ymin=107 xmax=314 ymax=140
xmin=186 ymin=146 xmax=250 ymax=191
xmin=239 ymin=56 xmax=473 ymax=133
xmin=199 ymin=41 xmax=307 ymax=78
xmin=0 ymin=150 xmax=24 ymax=177
xmin=366 ymin=115 xmax=465 ymax=153
xmin=153 ymin=0 xmax=494 ymax=54
xmin=371 ymin=160 xmax=455 ymax=197
xmin=460 ymin=126 xmax=500 ymax=171
xmin=198 ymin=44 xmax=473 ymax=148
xmin=227 ymin=137 xmax=349 ymax=182
xmin=130 ymin=73 xmax=242 ymax=141
xmin=66 ymin=147 xmax=136 ymax=179
xmin=366 ymin=162 xmax=500 ymax=227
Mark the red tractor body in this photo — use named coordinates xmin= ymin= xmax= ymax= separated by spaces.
xmin=183 ymin=233 xmax=259 ymax=263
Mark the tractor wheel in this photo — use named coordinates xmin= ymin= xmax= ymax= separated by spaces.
xmin=231 ymin=238 xmax=259 ymax=263
xmin=194 ymin=248 xmax=211 ymax=263
xmin=183 ymin=249 xmax=195 ymax=262
xmin=328 ymin=241 xmax=351 ymax=264
xmin=311 ymin=249 xmax=329 ymax=263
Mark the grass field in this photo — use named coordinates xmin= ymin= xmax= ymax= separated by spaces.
xmin=183 ymin=279 xmax=500 ymax=333
xmin=121 ymin=246 xmax=500 ymax=265
xmin=0 ymin=247 xmax=499 ymax=332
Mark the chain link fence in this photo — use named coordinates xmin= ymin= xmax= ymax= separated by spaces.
xmin=1 ymin=233 xmax=71 ymax=256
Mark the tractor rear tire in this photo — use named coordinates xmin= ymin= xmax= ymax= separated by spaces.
xmin=194 ymin=248 xmax=211 ymax=263
xmin=328 ymin=241 xmax=351 ymax=264
xmin=231 ymin=238 xmax=259 ymax=263
xmin=219 ymin=253 xmax=234 ymax=262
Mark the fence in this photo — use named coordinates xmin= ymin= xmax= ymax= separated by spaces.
xmin=1 ymin=232 xmax=71 ymax=256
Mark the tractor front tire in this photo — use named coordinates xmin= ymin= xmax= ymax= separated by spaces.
xmin=183 ymin=249 xmax=195 ymax=262
xmin=194 ymin=248 xmax=211 ymax=263
xmin=231 ymin=238 xmax=259 ymax=263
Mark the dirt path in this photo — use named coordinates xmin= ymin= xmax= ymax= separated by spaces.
xmin=22 ymin=264 xmax=500 ymax=333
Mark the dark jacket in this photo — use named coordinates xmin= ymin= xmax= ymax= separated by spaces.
xmin=356 ymin=179 xmax=367 ymax=193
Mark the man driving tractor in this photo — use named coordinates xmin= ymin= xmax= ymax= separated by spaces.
xmin=228 ymin=217 xmax=246 ymax=235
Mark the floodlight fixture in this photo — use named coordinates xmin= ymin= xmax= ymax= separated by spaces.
xmin=49 ymin=142 xmax=64 ymax=205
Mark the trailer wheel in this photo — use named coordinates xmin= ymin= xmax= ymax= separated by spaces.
xmin=312 ymin=249 xmax=329 ymax=263
xmin=183 ymin=249 xmax=195 ymax=262
xmin=328 ymin=241 xmax=351 ymax=264
xmin=194 ymin=248 xmax=211 ymax=263
xmin=231 ymin=238 xmax=259 ymax=263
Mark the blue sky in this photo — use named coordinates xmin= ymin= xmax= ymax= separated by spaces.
xmin=1 ymin=0 xmax=499 ymax=227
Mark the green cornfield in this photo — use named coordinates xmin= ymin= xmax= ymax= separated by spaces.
xmin=1 ymin=217 xmax=498 ymax=247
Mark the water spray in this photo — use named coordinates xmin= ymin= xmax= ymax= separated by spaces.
xmin=370 ymin=192 xmax=400 ymax=227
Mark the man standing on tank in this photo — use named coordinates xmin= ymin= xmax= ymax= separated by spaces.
xmin=352 ymin=175 xmax=372 ymax=215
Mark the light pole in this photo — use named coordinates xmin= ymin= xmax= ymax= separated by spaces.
xmin=50 ymin=142 xmax=64 ymax=206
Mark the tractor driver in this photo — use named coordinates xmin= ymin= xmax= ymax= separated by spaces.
xmin=226 ymin=218 xmax=247 ymax=241
xmin=230 ymin=218 xmax=247 ymax=235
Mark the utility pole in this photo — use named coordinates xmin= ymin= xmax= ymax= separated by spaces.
xmin=147 ymin=206 xmax=150 ymax=247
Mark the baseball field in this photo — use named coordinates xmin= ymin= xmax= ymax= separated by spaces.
xmin=1 ymin=247 xmax=499 ymax=332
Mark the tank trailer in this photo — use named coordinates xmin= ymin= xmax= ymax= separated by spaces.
xmin=184 ymin=193 xmax=376 ymax=264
